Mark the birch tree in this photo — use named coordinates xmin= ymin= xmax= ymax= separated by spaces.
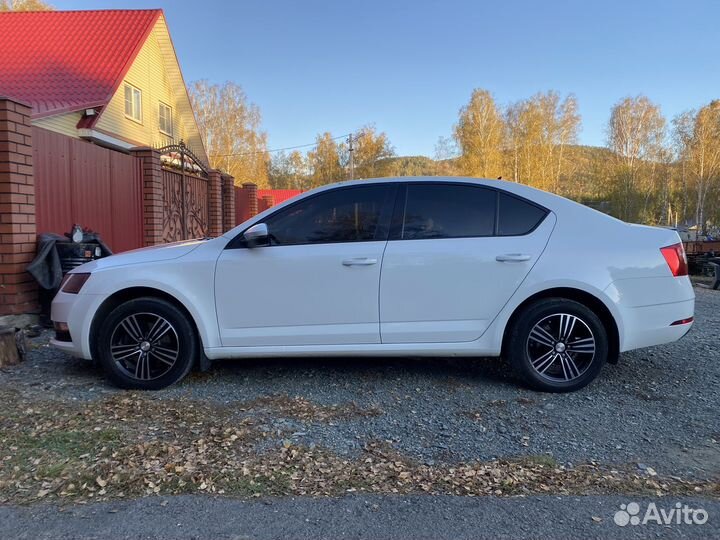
xmin=672 ymin=111 xmax=694 ymax=224
xmin=680 ymin=102 xmax=720 ymax=231
xmin=189 ymin=80 xmax=269 ymax=187
xmin=269 ymin=150 xmax=309 ymax=190
xmin=607 ymin=96 xmax=666 ymax=221
xmin=308 ymin=133 xmax=342 ymax=187
xmin=504 ymin=92 xmax=579 ymax=191
xmin=454 ymin=89 xmax=505 ymax=178
xmin=0 ymin=0 xmax=53 ymax=10
xmin=339 ymin=125 xmax=394 ymax=179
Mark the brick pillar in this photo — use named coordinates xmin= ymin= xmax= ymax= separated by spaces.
xmin=259 ymin=194 xmax=274 ymax=213
xmin=131 ymin=148 xmax=163 ymax=246
xmin=207 ymin=170 xmax=223 ymax=237
xmin=243 ymin=182 xmax=258 ymax=217
xmin=221 ymin=174 xmax=236 ymax=232
xmin=0 ymin=98 xmax=38 ymax=317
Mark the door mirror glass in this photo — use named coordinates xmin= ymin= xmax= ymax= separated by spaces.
xmin=243 ymin=223 xmax=269 ymax=247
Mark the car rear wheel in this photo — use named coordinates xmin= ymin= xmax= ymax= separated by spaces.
xmin=97 ymin=297 xmax=197 ymax=390
xmin=506 ymin=298 xmax=608 ymax=392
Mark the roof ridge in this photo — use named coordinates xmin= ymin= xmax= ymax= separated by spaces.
xmin=0 ymin=8 xmax=163 ymax=13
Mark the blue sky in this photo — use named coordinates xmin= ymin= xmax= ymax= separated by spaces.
xmin=57 ymin=0 xmax=720 ymax=157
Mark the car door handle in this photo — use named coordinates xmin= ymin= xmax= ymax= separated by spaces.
xmin=342 ymin=257 xmax=378 ymax=266
xmin=496 ymin=253 xmax=532 ymax=262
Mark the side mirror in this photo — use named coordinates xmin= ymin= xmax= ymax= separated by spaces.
xmin=243 ymin=223 xmax=269 ymax=248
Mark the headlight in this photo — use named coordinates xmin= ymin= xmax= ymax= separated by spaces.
xmin=60 ymin=273 xmax=91 ymax=294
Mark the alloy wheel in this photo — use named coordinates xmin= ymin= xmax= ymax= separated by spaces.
xmin=109 ymin=313 xmax=180 ymax=381
xmin=525 ymin=313 xmax=596 ymax=382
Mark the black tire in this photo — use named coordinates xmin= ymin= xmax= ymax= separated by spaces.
xmin=506 ymin=298 xmax=608 ymax=393
xmin=96 ymin=297 xmax=197 ymax=390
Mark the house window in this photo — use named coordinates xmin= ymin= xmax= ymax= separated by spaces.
xmin=124 ymin=83 xmax=142 ymax=123
xmin=158 ymin=102 xmax=173 ymax=135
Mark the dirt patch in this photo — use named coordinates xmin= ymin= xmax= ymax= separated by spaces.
xmin=0 ymin=391 xmax=717 ymax=505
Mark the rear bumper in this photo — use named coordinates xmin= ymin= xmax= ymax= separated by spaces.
xmin=605 ymin=276 xmax=695 ymax=352
xmin=618 ymin=298 xmax=694 ymax=351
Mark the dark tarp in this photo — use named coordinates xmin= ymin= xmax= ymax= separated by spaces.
xmin=27 ymin=232 xmax=112 ymax=291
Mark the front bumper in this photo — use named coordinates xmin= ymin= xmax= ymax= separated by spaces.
xmin=50 ymin=290 xmax=105 ymax=359
xmin=49 ymin=337 xmax=81 ymax=355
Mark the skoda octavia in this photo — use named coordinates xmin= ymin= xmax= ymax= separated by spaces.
xmin=51 ymin=177 xmax=694 ymax=392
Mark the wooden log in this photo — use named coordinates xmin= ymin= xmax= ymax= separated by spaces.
xmin=0 ymin=326 xmax=21 ymax=367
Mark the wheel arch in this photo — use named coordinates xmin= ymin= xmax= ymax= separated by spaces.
xmin=501 ymin=287 xmax=620 ymax=364
xmin=89 ymin=286 xmax=207 ymax=368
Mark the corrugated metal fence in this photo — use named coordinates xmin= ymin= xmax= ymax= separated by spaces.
xmin=33 ymin=127 xmax=144 ymax=253
xmin=235 ymin=186 xmax=304 ymax=225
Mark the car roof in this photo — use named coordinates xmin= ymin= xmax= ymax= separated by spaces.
xmin=308 ymin=176 xmax=562 ymax=207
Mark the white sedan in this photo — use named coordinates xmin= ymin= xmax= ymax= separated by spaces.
xmin=50 ymin=177 xmax=695 ymax=392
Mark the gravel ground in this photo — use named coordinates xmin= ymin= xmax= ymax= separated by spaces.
xmin=1 ymin=284 xmax=719 ymax=538
xmin=6 ymin=285 xmax=719 ymax=480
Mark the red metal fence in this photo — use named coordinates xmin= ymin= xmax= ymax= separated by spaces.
xmin=257 ymin=189 xmax=303 ymax=205
xmin=33 ymin=127 xmax=144 ymax=252
xmin=1 ymin=97 xmax=239 ymax=317
xmin=235 ymin=186 xmax=304 ymax=225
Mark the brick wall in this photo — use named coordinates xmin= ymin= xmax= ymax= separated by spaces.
xmin=0 ymin=98 xmax=38 ymax=316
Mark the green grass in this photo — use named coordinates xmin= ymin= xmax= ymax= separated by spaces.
xmin=2 ymin=428 xmax=122 ymax=466
xmin=220 ymin=473 xmax=293 ymax=496
xmin=36 ymin=462 xmax=67 ymax=479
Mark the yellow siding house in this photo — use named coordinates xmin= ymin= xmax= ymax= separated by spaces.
xmin=0 ymin=9 xmax=207 ymax=163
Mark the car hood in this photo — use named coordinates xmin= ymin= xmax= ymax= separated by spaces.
xmin=72 ymin=238 xmax=210 ymax=272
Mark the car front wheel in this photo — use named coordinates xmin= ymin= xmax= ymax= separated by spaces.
xmin=506 ymin=298 xmax=608 ymax=392
xmin=96 ymin=297 xmax=197 ymax=390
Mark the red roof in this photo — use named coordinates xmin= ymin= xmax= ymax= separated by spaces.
xmin=0 ymin=9 xmax=161 ymax=118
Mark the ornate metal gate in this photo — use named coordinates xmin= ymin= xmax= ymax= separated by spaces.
xmin=158 ymin=142 xmax=210 ymax=242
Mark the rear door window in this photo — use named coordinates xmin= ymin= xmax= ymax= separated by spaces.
xmin=401 ymin=184 xmax=496 ymax=239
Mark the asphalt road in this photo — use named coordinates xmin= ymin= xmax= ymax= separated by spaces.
xmin=1 ymin=494 xmax=717 ymax=539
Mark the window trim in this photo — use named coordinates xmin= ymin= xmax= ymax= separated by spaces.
xmin=124 ymin=82 xmax=143 ymax=124
xmin=158 ymin=101 xmax=173 ymax=136
xmin=388 ymin=182 xmax=549 ymax=241
xmin=226 ymin=183 xmax=398 ymax=249
xmin=226 ymin=181 xmax=549 ymax=249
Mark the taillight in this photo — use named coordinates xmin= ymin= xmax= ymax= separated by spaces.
xmin=60 ymin=273 xmax=91 ymax=294
xmin=660 ymin=243 xmax=688 ymax=277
